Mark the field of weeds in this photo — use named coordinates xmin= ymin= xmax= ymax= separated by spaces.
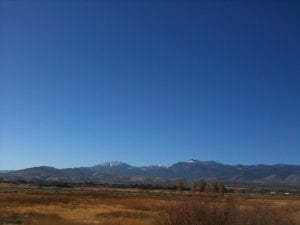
xmin=0 ymin=183 xmax=300 ymax=225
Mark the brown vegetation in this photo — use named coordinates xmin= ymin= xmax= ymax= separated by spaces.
xmin=0 ymin=183 xmax=299 ymax=225
xmin=157 ymin=199 xmax=298 ymax=225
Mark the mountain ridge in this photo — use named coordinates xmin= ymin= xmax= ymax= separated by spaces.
xmin=1 ymin=160 xmax=300 ymax=186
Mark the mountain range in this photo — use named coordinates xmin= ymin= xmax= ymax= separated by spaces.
xmin=1 ymin=160 xmax=300 ymax=186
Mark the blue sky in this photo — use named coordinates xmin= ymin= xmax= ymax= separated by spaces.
xmin=0 ymin=1 xmax=299 ymax=170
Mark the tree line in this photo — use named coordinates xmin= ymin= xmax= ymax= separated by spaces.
xmin=177 ymin=179 xmax=227 ymax=193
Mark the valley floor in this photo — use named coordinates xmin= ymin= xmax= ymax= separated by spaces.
xmin=0 ymin=183 xmax=300 ymax=225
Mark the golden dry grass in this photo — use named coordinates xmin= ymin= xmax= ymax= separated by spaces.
xmin=0 ymin=184 xmax=299 ymax=225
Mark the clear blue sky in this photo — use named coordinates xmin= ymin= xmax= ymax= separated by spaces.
xmin=1 ymin=1 xmax=299 ymax=170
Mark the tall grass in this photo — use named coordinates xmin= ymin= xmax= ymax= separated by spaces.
xmin=157 ymin=198 xmax=295 ymax=225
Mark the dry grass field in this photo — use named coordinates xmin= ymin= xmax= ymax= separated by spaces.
xmin=0 ymin=183 xmax=299 ymax=225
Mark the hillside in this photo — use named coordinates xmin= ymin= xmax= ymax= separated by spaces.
xmin=1 ymin=160 xmax=300 ymax=186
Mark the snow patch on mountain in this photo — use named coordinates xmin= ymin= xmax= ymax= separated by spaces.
xmin=100 ymin=161 xmax=128 ymax=167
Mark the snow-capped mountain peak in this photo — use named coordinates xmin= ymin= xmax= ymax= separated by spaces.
xmin=185 ymin=159 xmax=199 ymax=163
xmin=101 ymin=161 xmax=128 ymax=167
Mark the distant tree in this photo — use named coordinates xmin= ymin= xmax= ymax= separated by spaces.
xmin=198 ymin=179 xmax=206 ymax=192
xmin=205 ymin=182 xmax=218 ymax=192
xmin=190 ymin=181 xmax=197 ymax=192
xmin=212 ymin=182 xmax=219 ymax=192
xmin=217 ymin=182 xmax=226 ymax=193
xmin=205 ymin=183 xmax=212 ymax=192
xmin=177 ymin=179 xmax=184 ymax=192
